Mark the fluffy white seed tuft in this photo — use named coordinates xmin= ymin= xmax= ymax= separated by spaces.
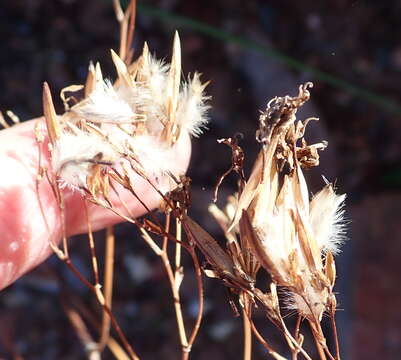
xmin=72 ymin=80 xmax=136 ymax=124
xmin=309 ymin=183 xmax=347 ymax=254
xmin=285 ymin=284 xmax=328 ymax=319
xmin=52 ymin=132 xmax=118 ymax=190
xmin=176 ymin=73 xmax=210 ymax=137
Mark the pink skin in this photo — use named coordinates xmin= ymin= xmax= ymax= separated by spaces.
xmin=0 ymin=118 xmax=191 ymax=290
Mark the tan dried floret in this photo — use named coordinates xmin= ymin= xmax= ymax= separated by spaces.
xmin=43 ymin=32 xmax=210 ymax=198
xmin=229 ymin=83 xmax=346 ymax=321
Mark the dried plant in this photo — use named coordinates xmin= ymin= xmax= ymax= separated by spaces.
xmin=29 ymin=1 xmax=348 ymax=359
xmin=190 ymin=83 xmax=346 ymax=360
xmin=35 ymin=1 xmax=208 ymax=359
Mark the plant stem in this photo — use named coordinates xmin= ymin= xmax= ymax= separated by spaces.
xmin=187 ymin=244 xmax=204 ymax=351
xmin=160 ymin=216 xmax=189 ymax=356
xmin=330 ymin=310 xmax=341 ymax=360
xmin=98 ymin=226 xmax=115 ymax=351
xmin=62 ymin=259 xmax=140 ymax=360
xmin=248 ymin=318 xmax=286 ymax=360
xmin=308 ymin=320 xmax=327 ymax=360
xmin=242 ymin=299 xmax=252 ymax=360
xmin=291 ymin=315 xmax=302 ymax=360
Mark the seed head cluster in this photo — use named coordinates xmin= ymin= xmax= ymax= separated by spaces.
xmin=43 ymin=32 xmax=209 ymax=197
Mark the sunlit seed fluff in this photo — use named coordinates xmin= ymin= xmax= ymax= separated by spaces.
xmin=176 ymin=73 xmax=210 ymax=137
xmin=52 ymin=132 xmax=118 ymax=190
xmin=286 ymin=285 xmax=328 ymax=320
xmin=309 ymin=183 xmax=346 ymax=254
xmin=134 ymin=54 xmax=170 ymax=134
xmin=129 ymin=135 xmax=173 ymax=175
xmin=73 ymin=80 xmax=135 ymax=124
xmin=139 ymin=53 xmax=169 ymax=107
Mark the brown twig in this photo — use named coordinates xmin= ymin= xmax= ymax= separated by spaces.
xmin=330 ymin=309 xmax=341 ymax=360
xmin=62 ymin=258 xmax=140 ymax=360
xmin=291 ymin=315 xmax=302 ymax=360
xmin=159 ymin=218 xmax=189 ymax=357
xmin=308 ymin=320 xmax=327 ymax=360
xmin=84 ymin=202 xmax=100 ymax=286
xmin=247 ymin=318 xmax=286 ymax=360
xmin=63 ymin=304 xmax=101 ymax=360
xmin=98 ymin=226 xmax=115 ymax=351
xmin=186 ymin=243 xmax=204 ymax=354
xmin=242 ymin=296 xmax=252 ymax=360
xmin=68 ymin=295 xmax=131 ymax=360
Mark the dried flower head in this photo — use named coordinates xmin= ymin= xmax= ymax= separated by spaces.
xmin=42 ymin=31 xmax=209 ymax=199
xmin=229 ymin=83 xmax=346 ymax=322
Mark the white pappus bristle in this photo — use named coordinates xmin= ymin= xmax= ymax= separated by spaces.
xmin=285 ymin=284 xmax=328 ymax=319
xmin=73 ymin=80 xmax=135 ymax=124
xmin=136 ymin=54 xmax=170 ymax=134
xmin=176 ymin=73 xmax=210 ymax=137
xmin=52 ymin=132 xmax=118 ymax=190
xmin=309 ymin=183 xmax=347 ymax=254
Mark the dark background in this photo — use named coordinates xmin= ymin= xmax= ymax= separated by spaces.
xmin=1 ymin=0 xmax=401 ymax=359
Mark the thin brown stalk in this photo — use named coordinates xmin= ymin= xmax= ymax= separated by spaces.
xmin=279 ymin=317 xmax=313 ymax=360
xmin=119 ymin=201 xmax=189 ymax=357
xmin=125 ymin=0 xmax=136 ymax=63
xmin=98 ymin=226 xmax=116 ymax=351
xmin=291 ymin=315 xmax=302 ymax=360
xmin=61 ymin=257 xmax=139 ymax=360
xmin=312 ymin=322 xmax=336 ymax=360
xmin=323 ymin=346 xmax=336 ymax=360
xmin=242 ymin=297 xmax=252 ymax=360
xmin=63 ymin=305 xmax=101 ymax=360
xmin=330 ymin=310 xmax=341 ymax=360
xmin=308 ymin=320 xmax=327 ymax=360
xmin=113 ymin=0 xmax=128 ymax=61
xmin=84 ymin=202 xmax=100 ymax=286
xmin=294 ymin=315 xmax=302 ymax=341
xmin=162 ymin=252 xmax=189 ymax=353
xmin=58 ymin=189 xmax=70 ymax=259
xmin=248 ymin=318 xmax=286 ymax=360
xmin=108 ymin=186 xmax=162 ymax=255
xmin=175 ymin=215 xmax=182 ymax=271
xmin=159 ymin=218 xmax=189 ymax=356
xmin=186 ymin=244 xmax=204 ymax=352
xmin=175 ymin=212 xmax=184 ymax=349
xmin=163 ymin=211 xmax=171 ymax=252
xmin=69 ymin=295 xmax=130 ymax=360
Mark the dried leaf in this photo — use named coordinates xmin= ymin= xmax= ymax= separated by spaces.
xmin=325 ymin=251 xmax=336 ymax=288
xmin=182 ymin=215 xmax=235 ymax=276
xmin=85 ymin=62 xmax=96 ymax=97
xmin=239 ymin=210 xmax=283 ymax=283
xmin=164 ymin=31 xmax=181 ymax=143
xmin=110 ymin=49 xmax=131 ymax=86
xmin=42 ymin=82 xmax=60 ymax=145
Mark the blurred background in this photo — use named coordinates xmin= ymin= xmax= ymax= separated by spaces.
xmin=1 ymin=0 xmax=401 ymax=359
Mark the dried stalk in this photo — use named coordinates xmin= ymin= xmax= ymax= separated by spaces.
xmin=159 ymin=216 xmax=189 ymax=356
xmin=63 ymin=305 xmax=101 ymax=360
xmin=35 ymin=165 xmax=139 ymax=359
xmin=98 ymin=226 xmax=115 ymax=351
xmin=68 ymin=295 xmax=131 ymax=360
xmin=330 ymin=312 xmax=341 ymax=360
xmin=291 ymin=315 xmax=303 ymax=360
xmin=242 ymin=296 xmax=252 ymax=360
xmin=247 ymin=317 xmax=286 ymax=360
xmin=64 ymin=259 xmax=139 ymax=359
xmin=84 ymin=202 xmax=100 ymax=287
xmin=186 ymin=242 xmax=204 ymax=354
